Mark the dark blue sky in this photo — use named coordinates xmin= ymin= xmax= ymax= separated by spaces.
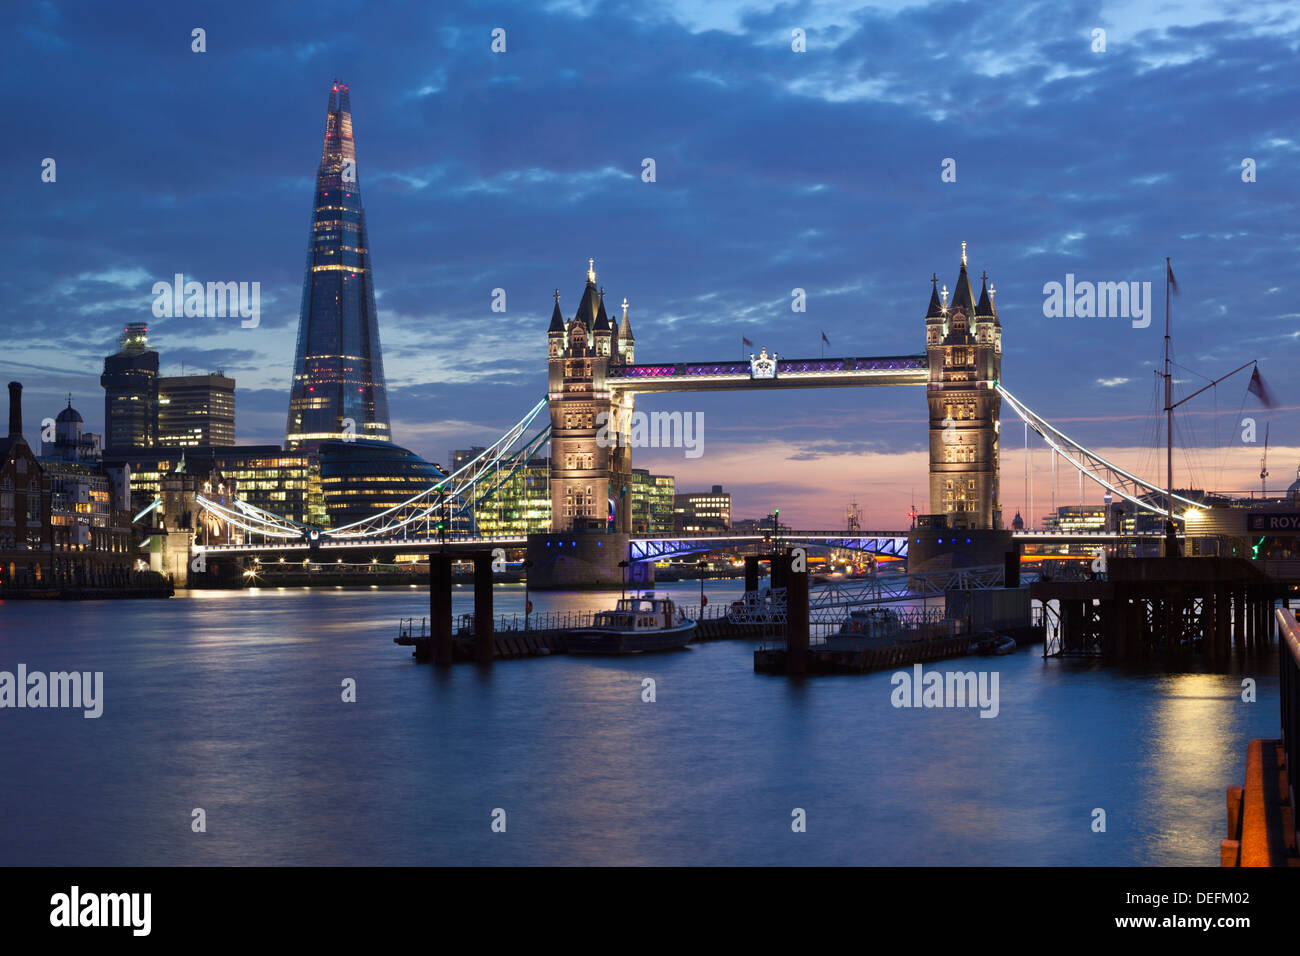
xmin=5 ymin=0 xmax=1297 ymax=525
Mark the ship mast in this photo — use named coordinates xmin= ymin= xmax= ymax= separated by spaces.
xmin=1158 ymin=257 xmax=1256 ymax=552
xmin=1163 ymin=257 xmax=1175 ymax=556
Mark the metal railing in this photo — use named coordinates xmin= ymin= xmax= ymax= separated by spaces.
xmin=1278 ymin=607 xmax=1300 ymax=816
xmin=446 ymin=603 xmax=729 ymax=634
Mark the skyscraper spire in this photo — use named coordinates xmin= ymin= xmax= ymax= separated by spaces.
xmin=285 ymin=80 xmax=391 ymax=450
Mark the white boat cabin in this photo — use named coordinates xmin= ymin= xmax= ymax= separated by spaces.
xmin=593 ymin=594 xmax=682 ymax=631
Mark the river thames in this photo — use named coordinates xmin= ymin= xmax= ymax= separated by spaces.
xmin=0 ymin=583 xmax=1279 ymax=866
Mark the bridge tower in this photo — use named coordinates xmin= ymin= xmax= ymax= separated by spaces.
xmin=926 ymin=243 xmax=1002 ymax=530
xmin=546 ymin=259 xmax=635 ymax=533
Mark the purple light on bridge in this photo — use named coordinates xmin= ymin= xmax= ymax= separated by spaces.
xmin=611 ymin=356 xmax=927 ymax=378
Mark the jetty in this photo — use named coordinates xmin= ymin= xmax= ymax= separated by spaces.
xmin=394 ymin=606 xmax=766 ymax=662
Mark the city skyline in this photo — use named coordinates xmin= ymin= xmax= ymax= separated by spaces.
xmin=6 ymin=1 xmax=1298 ymax=527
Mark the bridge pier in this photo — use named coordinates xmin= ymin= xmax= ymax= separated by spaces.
xmin=474 ymin=552 xmax=494 ymax=665
xmin=525 ymin=533 xmax=650 ymax=590
xmin=786 ymin=561 xmax=809 ymax=676
xmin=430 ymin=554 xmax=453 ymax=666
xmin=907 ymin=526 xmax=1015 ymax=578
xmin=427 ymin=550 xmax=498 ymax=665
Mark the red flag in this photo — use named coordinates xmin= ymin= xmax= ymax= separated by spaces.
xmin=1248 ymin=366 xmax=1275 ymax=408
xmin=821 ymin=330 xmax=830 ymax=345
xmin=742 ymin=336 xmax=753 ymax=347
xmin=1167 ymin=262 xmax=1178 ymax=294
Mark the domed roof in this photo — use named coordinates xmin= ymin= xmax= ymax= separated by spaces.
xmin=56 ymin=398 xmax=82 ymax=424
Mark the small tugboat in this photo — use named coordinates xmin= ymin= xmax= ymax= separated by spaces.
xmin=973 ymin=634 xmax=1017 ymax=656
xmin=567 ymin=592 xmax=696 ymax=655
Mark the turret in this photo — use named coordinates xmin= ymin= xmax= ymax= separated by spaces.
xmin=925 ymin=274 xmax=945 ymax=347
xmin=593 ymin=287 xmax=612 ymax=357
xmin=617 ymin=298 xmax=634 ymax=365
xmin=975 ymin=270 xmax=999 ymax=351
xmin=547 ymin=290 xmax=565 ymax=355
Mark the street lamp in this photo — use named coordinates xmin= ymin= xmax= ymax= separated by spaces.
xmin=697 ymin=557 xmax=708 ymax=614
xmin=619 ymin=560 xmax=630 ymax=601
xmin=522 ymin=559 xmax=534 ymax=630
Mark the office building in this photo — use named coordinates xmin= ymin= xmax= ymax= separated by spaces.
xmin=630 ymin=468 xmax=675 ymax=533
xmin=101 ymin=323 xmax=159 ymax=453
xmin=158 ymin=373 xmax=236 ymax=447
xmin=318 ymin=439 xmax=442 ymax=530
xmin=114 ymin=446 xmax=324 ymax=527
xmin=673 ymin=485 xmax=732 ymax=532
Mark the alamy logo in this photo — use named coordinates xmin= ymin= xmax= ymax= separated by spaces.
xmin=50 ymin=886 xmax=150 ymax=936
xmin=890 ymin=664 xmax=1000 ymax=718
xmin=595 ymin=410 xmax=704 ymax=459
xmin=152 ymin=273 xmax=261 ymax=328
xmin=0 ymin=664 xmax=103 ymax=718
xmin=1042 ymin=274 xmax=1152 ymax=328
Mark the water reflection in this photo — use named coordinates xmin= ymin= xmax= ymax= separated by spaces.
xmin=0 ymin=583 xmax=1280 ymax=865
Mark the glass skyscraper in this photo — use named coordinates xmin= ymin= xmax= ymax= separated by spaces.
xmin=285 ymin=80 xmax=391 ymax=451
xmin=101 ymin=323 xmax=159 ymax=453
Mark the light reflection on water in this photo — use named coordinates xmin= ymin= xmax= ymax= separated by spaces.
xmin=0 ymin=583 xmax=1279 ymax=865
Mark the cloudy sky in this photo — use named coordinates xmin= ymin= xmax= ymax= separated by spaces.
xmin=5 ymin=0 xmax=1297 ymax=528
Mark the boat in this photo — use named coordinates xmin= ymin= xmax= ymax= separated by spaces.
xmin=566 ymin=593 xmax=696 ymax=654
xmin=836 ymin=607 xmax=901 ymax=639
xmin=973 ymin=634 xmax=1017 ymax=656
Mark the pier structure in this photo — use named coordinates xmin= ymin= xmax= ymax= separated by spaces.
xmin=425 ymin=548 xmax=496 ymax=665
xmin=1033 ymin=557 xmax=1277 ymax=663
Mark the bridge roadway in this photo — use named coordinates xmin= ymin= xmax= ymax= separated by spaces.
xmin=197 ymin=528 xmax=1172 ymax=561
xmin=605 ymin=355 xmax=928 ymax=393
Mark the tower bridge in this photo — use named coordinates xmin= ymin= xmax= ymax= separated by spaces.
xmin=183 ymin=246 xmax=1204 ymax=588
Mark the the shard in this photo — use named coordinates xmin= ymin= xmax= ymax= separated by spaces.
xmin=285 ymin=79 xmax=392 ymax=450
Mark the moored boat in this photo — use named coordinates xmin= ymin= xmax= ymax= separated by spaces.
xmin=973 ymin=634 xmax=1017 ymax=656
xmin=566 ymin=593 xmax=696 ymax=655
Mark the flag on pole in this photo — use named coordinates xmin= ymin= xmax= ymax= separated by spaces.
xmin=742 ymin=336 xmax=753 ymax=347
xmin=1167 ymin=262 xmax=1178 ymax=294
xmin=1248 ymin=366 xmax=1276 ymax=408
xmin=821 ymin=330 xmax=830 ymax=345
